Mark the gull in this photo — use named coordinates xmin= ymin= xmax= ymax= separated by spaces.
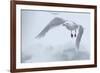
xmin=35 ymin=17 xmax=84 ymax=49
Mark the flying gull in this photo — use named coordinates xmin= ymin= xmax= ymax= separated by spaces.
xmin=35 ymin=17 xmax=84 ymax=49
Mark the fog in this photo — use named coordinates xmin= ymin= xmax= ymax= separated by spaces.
xmin=21 ymin=10 xmax=90 ymax=63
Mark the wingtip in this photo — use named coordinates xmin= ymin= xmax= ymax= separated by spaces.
xmin=35 ymin=35 xmax=44 ymax=39
xmin=35 ymin=34 xmax=39 ymax=39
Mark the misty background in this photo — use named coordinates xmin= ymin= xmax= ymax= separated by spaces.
xmin=21 ymin=10 xmax=91 ymax=63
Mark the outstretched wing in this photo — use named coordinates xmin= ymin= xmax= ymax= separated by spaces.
xmin=76 ymin=25 xmax=84 ymax=49
xmin=35 ymin=17 xmax=65 ymax=38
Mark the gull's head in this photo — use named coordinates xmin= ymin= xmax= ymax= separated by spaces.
xmin=63 ymin=20 xmax=78 ymax=30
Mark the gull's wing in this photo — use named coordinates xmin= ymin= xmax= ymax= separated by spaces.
xmin=35 ymin=17 xmax=65 ymax=38
xmin=76 ymin=25 xmax=84 ymax=49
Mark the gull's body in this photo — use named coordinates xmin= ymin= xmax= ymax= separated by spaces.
xmin=63 ymin=21 xmax=78 ymax=30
